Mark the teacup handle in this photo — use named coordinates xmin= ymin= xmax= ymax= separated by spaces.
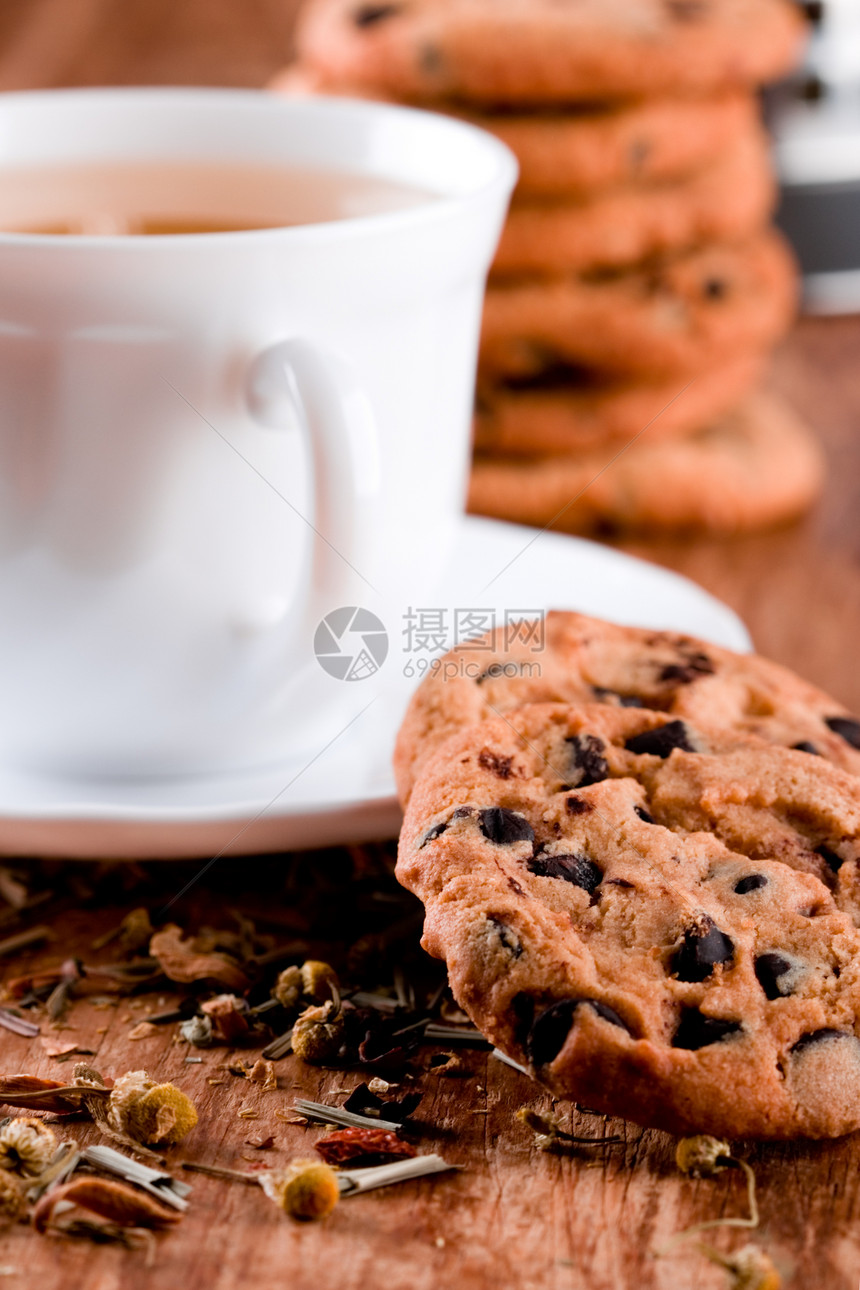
xmin=245 ymin=338 xmax=381 ymax=634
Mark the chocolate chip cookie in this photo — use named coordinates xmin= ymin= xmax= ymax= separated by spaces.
xmin=474 ymin=355 xmax=763 ymax=456
xmin=295 ymin=0 xmax=806 ymax=107
xmin=467 ymin=392 xmax=824 ymax=537
xmin=393 ymin=606 xmax=860 ymax=806
xmin=397 ymin=701 xmax=860 ymax=1137
xmin=492 ymin=131 xmax=775 ymax=277
xmin=479 ymin=232 xmax=797 ymax=381
xmin=275 ymin=65 xmax=761 ymax=200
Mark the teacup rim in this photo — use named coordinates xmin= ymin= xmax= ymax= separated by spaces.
xmin=0 ymin=85 xmax=519 ymax=249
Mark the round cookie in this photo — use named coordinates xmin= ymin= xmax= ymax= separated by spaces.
xmin=467 ymin=392 xmax=824 ymax=537
xmin=294 ymin=0 xmax=806 ymax=107
xmin=479 ymin=232 xmax=798 ymax=381
xmin=471 ymin=94 xmax=762 ymax=199
xmin=492 ymin=131 xmax=775 ymax=278
xmin=396 ymin=702 xmax=860 ymax=1138
xmin=275 ymin=66 xmax=762 ymax=200
xmin=473 ymin=355 xmax=764 ymax=457
xmin=393 ymin=605 xmax=860 ymax=807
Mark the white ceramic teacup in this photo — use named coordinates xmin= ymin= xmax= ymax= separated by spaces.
xmin=0 ymin=88 xmax=516 ymax=779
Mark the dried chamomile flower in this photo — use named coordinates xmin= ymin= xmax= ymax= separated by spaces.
xmin=291 ymin=1001 xmax=344 ymax=1065
xmin=107 ymin=1071 xmax=198 ymax=1146
xmin=272 ymin=966 xmax=303 ymax=1011
xmin=272 ymin=961 xmax=339 ymax=1013
xmin=300 ymin=961 xmax=339 ymax=1004
xmin=658 ymin=1139 xmax=759 ymax=1258
xmin=0 ymin=1117 xmax=57 ymax=1177
xmin=517 ymin=1106 xmax=564 ymax=1152
xmin=700 ymin=1243 xmax=782 ymax=1290
xmin=0 ymin=1171 xmax=25 ymax=1226
xmin=516 ymin=1106 xmax=621 ymax=1154
xmin=260 ymin=1158 xmax=340 ymax=1221
xmin=675 ymin=1135 xmax=732 ymax=1178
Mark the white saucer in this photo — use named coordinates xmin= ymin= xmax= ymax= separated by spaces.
xmin=0 ymin=516 xmax=750 ymax=859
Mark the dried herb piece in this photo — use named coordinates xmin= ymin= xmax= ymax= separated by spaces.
xmin=675 ymin=1134 xmax=732 ymax=1177
xmin=427 ymin=1052 xmax=468 ymax=1076
xmin=32 ymin=1176 xmax=181 ymax=1233
xmin=200 ymin=994 xmax=250 ymax=1044
xmin=259 ymin=1159 xmax=340 ymax=1222
xmin=0 ymin=1010 xmax=40 ymax=1039
xmin=0 ymin=1117 xmax=57 ymax=1177
xmin=293 ymin=1098 xmax=403 ymax=1134
xmin=92 ymin=907 xmax=154 ymax=956
xmin=149 ymin=925 xmax=249 ymax=992
xmin=291 ymin=1001 xmax=344 ymax=1064
xmin=81 ymin=1145 xmax=191 ymax=1211
xmin=657 ymin=1138 xmax=759 ymax=1256
xmin=516 ymin=1107 xmax=621 ymax=1154
xmin=0 ymin=1171 xmax=25 ymax=1226
xmin=342 ymin=1083 xmax=422 ymax=1123
xmin=698 ymin=1243 xmax=781 ymax=1290
xmin=178 ymin=1015 xmax=213 ymax=1047
xmin=337 ymin=1154 xmax=458 ymax=1196
xmin=315 ymin=1128 xmax=416 ymax=1168
xmin=107 ymin=1071 xmax=198 ymax=1146
xmin=300 ymin=961 xmax=339 ymax=1004
xmin=0 ymin=1074 xmax=92 ymax=1114
xmin=248 ymin=1060 xmax=277 ymax=1091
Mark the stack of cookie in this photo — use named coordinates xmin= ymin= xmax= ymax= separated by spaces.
xmin=393 ymin=611 xmax=860 ymax=1138
xmin=279 ymin=0 xmax=819 ymax=535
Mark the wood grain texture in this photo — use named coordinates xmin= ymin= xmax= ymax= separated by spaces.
xmin=1 ymin=883 xmax=859 ymax=1290
xmin=2 ymin=3 xmax=860 ymax=1287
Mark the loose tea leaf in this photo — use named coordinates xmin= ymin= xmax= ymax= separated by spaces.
xmin=32 ymin=1176 xmax=181 ymax=1233
xmin=149 ymin=926 xmax=249 ymax=992
xmin=342 ymin=1084 xmax=422 ymax=1124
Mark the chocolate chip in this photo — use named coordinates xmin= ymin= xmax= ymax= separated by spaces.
xmin=528 ymin=998 xmax=629 ymax=1066
xmin=634 ymin=805 xmax=655 ymax=824
xmin=672 ymin=1008 xmax=741 ymax=1050
xmin=703 ymin=278 xmax=727 ymax=300
xmin=755 ymin=953 xmax=795 ymax=1000
xmin=791 ymin=1028 xmax=848 ymax=1054
xmin=565 ymin=796 xmax=594 ymax=816
xmin=792 ymin=741 xmax=821 ymax=755
xmin=419 ymin=806 xmax=471 ymax=847
xmin=625 ymin=721 xmax=694 ymax=758
xmin=353 ymin=3 xmax=402 ymax=27
xmin=825 ymin=716 xmax=860 ymax=749
xmin=528 ymin=853 xmax=602 ymax=894
xmin=487 ymin=915 xmax=522 ymax=958
xmin=672 ymin=916 xmax=734 ymax=982
xmin=478 ymin=749 xmax=515 ymax=779
xmin=628 ymin=140 xmax=651 ymax=170
xmin=511 ymin=992 xmax=535 ymax=1047
xmin=565 ymin=733 xmax=608 ymax=787
xmin=816 ymin=844 xmax=844 ymax=873
xmin=591 ymin=686 xmax=644 ymax=708
xmin=418 ymin=42 xmax=444 ymax=75
xmin=658 ymin=653 xmax=714 ymax=684
xmin=476 ymin=661 xmax=524 ymax=684
xmin=734 ymin=873 xmax=768 ymax=894
xmin=479 ymin=808 xmax=534 ymax=847
xmin=801 ymin=0 xmax=824 ymax=23
xmin=665 ymin=0 xmax=708 ymax=19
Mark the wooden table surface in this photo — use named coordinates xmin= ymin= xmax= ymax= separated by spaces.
xmin=1 ymin=3 xmax=859 ymax=1288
